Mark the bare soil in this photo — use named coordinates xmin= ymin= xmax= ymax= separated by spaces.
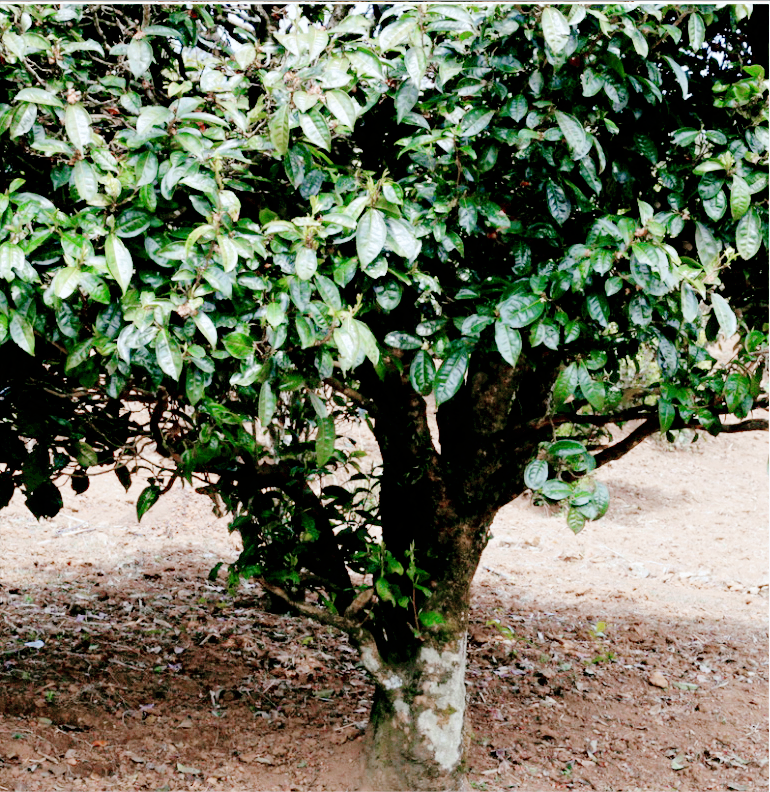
xmin=0 ymin=416 xmax=767 ymax=792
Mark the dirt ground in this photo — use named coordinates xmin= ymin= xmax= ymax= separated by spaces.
xmin=0 ymin=414 xmax=767 ymax=792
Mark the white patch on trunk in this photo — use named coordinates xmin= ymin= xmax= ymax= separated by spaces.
xmin=361 ymin=646 xmax=381 ymax=675
xmin=415 ymin=634 xmax=467 ymax=771
xmin=384 ymin=674 xmax=403 ymax=690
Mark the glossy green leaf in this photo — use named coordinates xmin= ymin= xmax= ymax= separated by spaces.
xmin=193 ymin=311 xmax=218 ymax=347
xmin=577 ymin=362 xmax=605 ymax=410
xmin=688 ymin=12 xmax=705 ymax=51
xmin=524 ymin=459 xmax=548 ymax=490
xmin=711 ymin=293 xmax=737 ymax=339
xmin=498 ymin=292 xmax=544 ymax=328
xmin=258 ymin=382 xmax=277 ymax=425
xmin=541 ymin=7 xmax=571 ymax=52
xmin=548 ymin=440 xmax=587 ymax=457
xmin=9 ymin=312 xmax=34 ymax=355
xmin=586 ymin=294 xmax=609 ymax=327
xmin=546 ymin=180 xmax=571 ymax=224
xmin=434 ymin=347 xmax=469 ymax=406
xmin=325 ymin=90 xmax=357 ymax=128
xmin=127 ymin=37 xmax=153 ymax=78
xmin=64 ymin=103 xmax=91 ymax=151
xmin=299 ymin=106 xmax=331 ymax=151
xmin=72 ymin=160 xmax=98 ymax=202
xmin=15 ymin=87 xmax=63 ymax=107
xmin=295 ymin=246 xmax=318 ymax=280
xmin=729 ymin=175 xmax=750 ymax=220
xmin=105 ymin=234 xmax=133 ymax=294
xmin=735 ymin=208 xmax=761 ymax=260
xmin=541 ymin=480 xmax=572 ymax=500
xmin=315 ymin=415 xmax=336 ymax=467
xmin=494 ymin=322 xmax=522 ymax=368
xmin=459 ymin=107 xmax=494 ymax=137
xmin=224 ymin=331 xmax=254 ymax=359
xmin=409 ymin=350 xmax=435 ymax=395
xmin=136 ymin=484 xmax=161 ymax=522
xmin=269 ymin=103 xmax=290 ymax=155
xmin=552 ymin=363 xmax=578 ymax=409
xmin=356 ymin=208 xmax=387 ymax=266
xmin=554 ymin=110 xmax=590 ymax=159
xmin=154 ymin=329 xmax=182 ymax=380
xmin=566 ymin=508 xmax=586 ymax=535
xmin=724 ymin=371 xmax=750 ymax=413
xmin=384 ymin=331 xmax=421 ymax=350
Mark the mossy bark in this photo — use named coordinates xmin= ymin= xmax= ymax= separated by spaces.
xmin=362 ymin=635 xmax=469 ymax=792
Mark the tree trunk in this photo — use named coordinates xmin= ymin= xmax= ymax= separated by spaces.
xmin=361 ymin=633 xmax=469 ymax=791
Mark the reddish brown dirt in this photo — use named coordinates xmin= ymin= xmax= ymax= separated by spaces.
xmin=0 ymin=417 xmax=767 ymax=791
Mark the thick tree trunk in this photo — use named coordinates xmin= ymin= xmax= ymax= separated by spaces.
xmin=361 ymin=633 xmax=469 ymax=791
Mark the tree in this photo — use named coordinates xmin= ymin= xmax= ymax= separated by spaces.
xmin=0 ymin=4 xmax=767 ymax=789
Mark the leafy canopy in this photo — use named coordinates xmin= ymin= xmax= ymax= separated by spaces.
xmin=0 ymin=4 xmax=766 ymax=620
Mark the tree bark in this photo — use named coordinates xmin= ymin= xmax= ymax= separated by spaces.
xmin=362 ymin=632 xmax=469 ymax=791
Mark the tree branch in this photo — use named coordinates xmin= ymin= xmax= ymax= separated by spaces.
xmin=592 ymin=418 xmax=659 ymax=469
xmin=324 ymin=377 xmax=378 ymax=415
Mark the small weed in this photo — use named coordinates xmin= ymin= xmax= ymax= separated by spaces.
xmin=470 ymin=782 xmax=488 ymax=791
xmin=587 ymin=651 xmax=617 ymax=665
xmin=44 ymin=690 xmax=56 ymax=703
xmin=589 ymin=620 xmax=609 ymax=639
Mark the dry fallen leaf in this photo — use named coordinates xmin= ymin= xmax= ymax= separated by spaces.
xmin=648 ymin=670 xmax=668 ymax=689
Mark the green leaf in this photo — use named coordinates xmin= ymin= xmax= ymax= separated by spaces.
xmin=64 ymin=103 xmax=92 ymax=151
xmin=15 ymin=87 xmax=63 ymax=108
xmin=127 ymin=37 xmax=153 ymax=78
xmin=524 ymin=459 xmax=548 ymax=490
xmin=9 ymin=312 xmax=34 ymax=355
xmin=65 ymin=338 xmax=93 ymax=372
xmin=375 ymin=577 xmax=396 ymax=605
xmin=552 ymin=363 xmax=578 ymax=409
xmin=105 ymin=234 xmax=133 ymax=294
xmin=191 ymin=312 xmax=216 ymax=347
xmin=409 ymin=350 xmax=435 ymax=395
xmin=395 ymin=79 xmax=419 ymax=123
xmin=315 ymin=274 xmax=341 ymax=310
xmin=136 ymin=484 xmax=161 ymax=522
xmin=586 ymin=294 xmax=609 ymax=327
xmin=577 ymin=362 xmax=605 ymax=410
xmin=72 ymin=160 xmax=98 ymax=202
xmin=459 ymin=107 xmax=495 ymax=137
xmin=724 ymin=372 xmax=750 ymax=413
xmin=680 ymin=282 xmax=700 ymax=323
xmin=694 ymin=222 xmax=720 ymax=268
xmin=494 ymin=322 xmax=522 ymax=367
xmin=688 ymin=12 xmax=705 ymax=51
xmin=548 ymin=440 xmax=587 ymax=457
xmin=315 ymin=415 xmax=336 ymax=467
xmin=591 ymin=481 xmax=610 ymax=519
xmin=434 ymin=347 xmax=470 ymax=406
xmin=711 ymin=293 xmax=737 ymax=339
xmin=541 ymin=480 xmax=573 ymax=500
xmin=325 ymin=90 xmax=357 ymax=128
xmin=735 ymin=208 xmax=761 ymax=260
xmin=729 ymin=175 xmax=751 ymax=220
xmin=258 ymin=382 xmax=277 ymax=425
xmin=384 ymin=331 xmax=422 ymax=350
xmin=9 ymin=103 xmax=36 ymax=138
xmin=498 ymin=292 xmax=545 ymax=328
xmin=295 ymin=247 xmax=318 ymax=280
xmin=136 ymin=105 xmax=172 ymax=136
xmin=0 ymin=242 xmax=24 ymax=281
xmin=546 ymin=180 xmax=571 ymax=224
xmin=224 ymin=331 xmax=254 ymax=359
xmin=356 ymin=208 xmax=387 ymax=266
xmin=269 ymin=103 xmax=291 ymax=156
xmin=662 ymin=56 xmax=688 ymax=98
xmin=299 ymin=106 xmax=331 ymax=151
xmin=541 ymin=7 xmax=571 ymax=52
xmin=379 ymin=17 xmax=417 ymax=51
xmin=566 ymin=508 xmax=586 ymax=535
xmin=554 ymin=110 xmax=590 ymax=159
xmin=154 ymin=329 xmax=182 ymax=380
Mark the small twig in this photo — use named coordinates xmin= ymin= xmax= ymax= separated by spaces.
xmin=38 ymin=527 xmax=97 ymax=544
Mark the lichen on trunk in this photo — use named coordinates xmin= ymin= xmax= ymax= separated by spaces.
xmin=362 ymin=634 xmax=469 ymax=791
